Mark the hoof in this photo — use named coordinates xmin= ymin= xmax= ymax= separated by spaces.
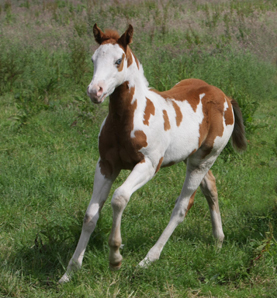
xmin=215 ymin=239 xmax=223 ymax=249
xmin=109 ymin=261 xmax=122 ymax=271
xmin=59 ymin=273 xmax=70 ymax=284
xmin=138 ymin=258 xmax=150 ymax=268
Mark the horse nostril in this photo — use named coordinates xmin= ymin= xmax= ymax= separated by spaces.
xmin=97 ymin=86 xmax=103 ymax=97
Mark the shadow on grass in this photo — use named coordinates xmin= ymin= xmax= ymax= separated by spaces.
xmin=8 ymin=212 xmax=112 ymax=287
xmin=7 ymin=200 xmax=277 ymax=289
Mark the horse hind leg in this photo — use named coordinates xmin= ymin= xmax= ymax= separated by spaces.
xmin=138 ymin=157 xmax=215 ymax=267
xmin=200 ymin=170 xmax=224 ymax=248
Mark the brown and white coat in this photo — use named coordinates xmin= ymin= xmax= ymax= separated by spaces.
xmin=59 ymin=24 xmax=246 ymax=282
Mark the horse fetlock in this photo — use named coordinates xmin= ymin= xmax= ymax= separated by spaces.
xmin=214 ymin=232 xmax=224 ymax=245
xmin=109 ymin=249 xmax=123 ymax=270
xmin=59 ymin=259 xmax=81 ymax=284
xmin=59 ymin=273 xmax=70 ymax=283
xmin=138 ymin=250 xmax=160 ymax=268
xmin=147 ymin=248 xmax=161 ymax=262
xmin=68 ymin=258 xmax=82 ymax=271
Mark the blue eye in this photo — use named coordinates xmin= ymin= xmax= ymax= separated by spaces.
xmin=115 ymin=58 xmax=122 ymax=66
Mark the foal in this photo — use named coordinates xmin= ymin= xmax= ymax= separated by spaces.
xmin=59 ymin=24 xmax=246 ymax=282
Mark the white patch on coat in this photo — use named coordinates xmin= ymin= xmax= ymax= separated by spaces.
xmin=199 ymin=93 xmax=205 ymax=101
xmin=223 ymin=98 xmax=229 ymax=111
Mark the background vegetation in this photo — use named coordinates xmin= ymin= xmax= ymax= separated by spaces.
xmin=1 ymin=0 xmax=277 ymax=297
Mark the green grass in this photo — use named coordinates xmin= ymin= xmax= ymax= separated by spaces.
xmin=1 ymin=0 xmax=277 ymax=297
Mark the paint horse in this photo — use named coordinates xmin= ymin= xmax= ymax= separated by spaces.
xmin=59 ymin=24 xmax=246 ymax=282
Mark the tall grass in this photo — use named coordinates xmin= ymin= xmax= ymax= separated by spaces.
xmin=1 ymin=0 xmax=276 ymax=132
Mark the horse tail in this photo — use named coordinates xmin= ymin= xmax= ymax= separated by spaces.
xmin=230 ymin=98 xmax=247 ymax=152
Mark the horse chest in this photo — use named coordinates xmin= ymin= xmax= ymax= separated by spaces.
xmin=98 ymin=117 xmax=148 ymax=170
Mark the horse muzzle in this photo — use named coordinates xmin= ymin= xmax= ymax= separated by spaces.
xmin=87 ymin=84 xmax=105 ymax=104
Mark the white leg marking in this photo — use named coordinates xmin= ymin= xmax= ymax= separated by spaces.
xmin=139 ymin=156 xmax=216 ymax=268
xmin=59 ymin=160 xmax=118 ymax=283
xmin=108 ymin=158 xmax=156 ymax=270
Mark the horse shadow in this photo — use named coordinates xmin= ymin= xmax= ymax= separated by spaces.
xmin=9 ymin=201 xmax=277 ymax=287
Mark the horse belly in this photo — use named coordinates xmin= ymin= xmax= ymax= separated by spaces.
xmin=162 ymin=130 xmax=199 ymax=165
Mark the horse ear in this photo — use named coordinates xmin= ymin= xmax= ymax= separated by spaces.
xmin=118 ymin=24 xmax=133 ymax=50
xmin=93 ymin=23 xmax=105 ymax=44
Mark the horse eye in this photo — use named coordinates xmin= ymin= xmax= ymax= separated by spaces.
xmin=115 ymin=58 xmax=122 ymax=66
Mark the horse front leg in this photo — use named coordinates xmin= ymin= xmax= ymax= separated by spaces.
xmin=108 ymin=158 xmax=156 ymax=270
xmin=59 ymin=159 xmax=119 ymax=283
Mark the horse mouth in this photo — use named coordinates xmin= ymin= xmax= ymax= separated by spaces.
xmin=94 ymin=98 xmax=104 ymax=104
xmin=89 ymin=93 xmax=106 ymax=104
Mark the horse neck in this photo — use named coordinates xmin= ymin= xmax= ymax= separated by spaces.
xmin=108 ymin=58 xmax=148 ymax=120
xmin=109 ymin=82 xmax=135 ymax=118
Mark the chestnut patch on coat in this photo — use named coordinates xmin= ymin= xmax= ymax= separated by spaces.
xmin=159 ymin=161 xmax=175 ymax=169
xmin=163 ymin=110 xmax=171 ymax=131
xmin=94 ymin=27 xmax=120 ymax=45
xmin=99 ymin=159 xmax=113 ymax=178
xmin=143 ymin=97 xmax=155 ymax=125
xmin=185 ymin=191 xmax=197 ymax=216
xmin=153 ymin=79 xmax=210 ymax=112
xmin=198 ymin=87 xmax=227 ymax=159
xmin=172 ymin=101 xmax=183 ymax=126
xmin=132 ymin=130 xmax=148 ymax=150
xmin=125 ymin=47 xmax=139 ymax=69
xmin=99 ymin=82 xmax=148 ymax=177
xmin=155 ymin=157 xmax=164 ymax=173
xmin=201 ymin=170 xmax=220 ymax=213
xmin=126 ymin=47 xmax=133 ymax=68
xmin=118 ymin=53 xmax=125 ymax=72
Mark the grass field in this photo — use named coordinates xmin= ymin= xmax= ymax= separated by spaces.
xmin=1 ymin=0 xmax=277 ymax=297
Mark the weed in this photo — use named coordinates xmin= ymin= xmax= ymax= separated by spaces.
xmin=74 ymin=19 xmax=87 ymax=37
xmin=9 ymin=91 xmax=49 ymax=129
xmin=4 ymin=0 xmax=11 ymax=12
xmin=4 ymin=0 xmax=13 ymax=23
xmin=228 ymin=87 xmax=259 ymax=134
xmin=247 ymin=223 xmax=277 ymax=273
xmin=68 ymin=38 xmax=88 ymax=84
xmin=0 ymin=51 xmax=23 ymax=95
xmin=160 ymin=0 xmax=171 ymax=39
xmin=20 ymin=1 xmax=30 ymax=9
xmin=203 ymin=4 xmax=221 ymax=29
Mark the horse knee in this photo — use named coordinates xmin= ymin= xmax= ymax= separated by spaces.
xmin=171 ymin=205 xmax=186 ymax=225
xmin=111 ymin=188 xmax=129 ymax=212
xmin=83 ymin=212 xmax=99 ymax=231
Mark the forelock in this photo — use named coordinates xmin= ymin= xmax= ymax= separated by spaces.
xmin=101 ymin=29 xmax=120 ymax=44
